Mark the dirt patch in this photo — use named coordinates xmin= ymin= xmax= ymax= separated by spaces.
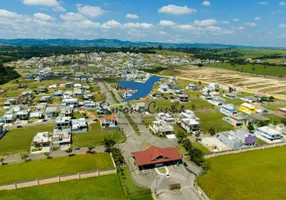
xmin=176 ymin=66 xmax=286 ymax=100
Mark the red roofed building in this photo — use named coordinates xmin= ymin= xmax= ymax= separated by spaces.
xmin=132 ymin=146 xmax=182 ymax=170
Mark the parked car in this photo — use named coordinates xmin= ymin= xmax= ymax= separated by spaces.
xmin=104 ymin=148 xmax=111 ymax=153
xmin=74 ymin=146 xmax=80 ymax=150
xmin=86 ymin=150 xmax=96 ymax=154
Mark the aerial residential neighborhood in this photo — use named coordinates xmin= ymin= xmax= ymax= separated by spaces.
xmin=0 ymin=0 xmax=286 ymax=200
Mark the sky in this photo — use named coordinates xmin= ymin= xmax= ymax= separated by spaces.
xmin=1 ymin=0 xmax=286 ymax=47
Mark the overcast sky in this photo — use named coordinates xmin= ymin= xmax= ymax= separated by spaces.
xmin=1 ymin=0 xmax=286 ymax=47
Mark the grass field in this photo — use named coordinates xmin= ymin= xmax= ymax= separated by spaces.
xmin=0 ymin=125 xmax=54 ymax=155
xmin=197 ymin=146 xmax=286 ymax=200
xmin=206 ymin=63 xmax=286 ymax=77
xmin=72 ymin=122 xmax=126 ymax=147
xmin=217 ymin=49 xmax=286 ymax=59
xmin=119 ymin=167 xmax=150 ymax=196
xmin=0 ymin=174 xmax=152 ymax=200
xmin=0 ymin=153 xmax=113 ymax=184
xmin=196 ymin=111 xmax=234 ymax=133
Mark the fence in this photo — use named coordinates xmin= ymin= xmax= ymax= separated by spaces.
xmin=0 ymin=168 xmax=116 ymax=191
xmin=204 ymin=141 xmax=286 ymax=159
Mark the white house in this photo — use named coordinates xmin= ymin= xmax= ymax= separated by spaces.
xmin=255 ymin=126 xmax=282 ymax=143
xmin=220 ymin=104 xmax=237 ymax=116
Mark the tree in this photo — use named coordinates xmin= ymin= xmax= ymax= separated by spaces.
xmin=208 ymin=127 xmax=216 ymax=136
xmin=44 ymin=152 xmax=51 ymax=159
xmin=176 ymin=131 xmax=187 ymax=143
xmin=103 ymin=136 xmax=116 ymax=148
xmin=282 ymin=118 xmax=286 ymax=126
xmin=258 ymin=120 xmax=269 ymax=127
xmin=111 ymin=148 xmax=124 ymax=166
xmin=0 ymin=157 xmax=4 ymax=165
xmin=191 ymin=104 xmax=196 ymax=110
xmin=65 ymin=148 xmax=73 ymax=156
xmin=268 ymin=96 xmax=275 ymax=102
xmin=182 ymin=139 xmax=192 ymax=152
xmin=88 ymin=145 xmax=94 ymax=150
xmin=189 ymin=148 xmax=204 ymax=166
xmin=21 ymin=153 xmax=29 ymax=162
xmin=247 ymin=124 xmax=255 ymax=132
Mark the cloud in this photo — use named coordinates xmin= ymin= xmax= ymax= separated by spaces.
xmin=233 ymin=26 xmax=245 ymax=30
xmin=245 ymin=22 xmax=257 ymax=27
xmin=202 ymin=1 xmax=211 ymax=6
xmin=221 ymin=20 xmax=229 ymax=24
xmin=77 ymin=5 xmax=105 ymax=18
xmin=278 ymin=24 xmax=286 ymax=28
xmin=259 ymin=1 xmax=268 ymax=5
xmin=177 ymin=24 xmax=233 ymax=35
xmin=279 ymin=1 xmax=286 ymax=6
xmin=124 ymin=22 xmax=153 ymax=29
xmin=194 ymin=19 xmax=217 ymax=26
xmin=128 ymin=29 xmax=145 ymax=38
xmin=233 ymin=18 xmax=240 ymax=22
xmin=158 ymin=4 xmax=197 ymax=15
xmin=254 ymin=17 xmax=261 ymax=21
xmin=22 ymin=0 xmax=60 ymax=7
xmin=60 ymin=13 xmax=86 ymax=21
xmin=0 ymin=9 xmax=21 ymax=18
xmin=159 ymin=20 xmax=176 ymax=26
xmin=53 ymin=6 xmax=66 ymax=12
xmin=126 ymin=14 xmax=139 ymax=19
xmin=177 ymin=24 xmax=196 ymax=30
xmin=34 ymin=13 xmax=54 ymax=21
xmin=101 ymin=20 xmax=122 ymax=29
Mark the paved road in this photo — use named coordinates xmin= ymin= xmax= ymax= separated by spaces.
xmin=3 ymin=146 xmax=105 ymax=164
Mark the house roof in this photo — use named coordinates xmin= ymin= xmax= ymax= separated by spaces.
xmin=104 ymin=115 xmax=117 ymax=120
xmin=132 ymin=146 xmax=182 ymax=166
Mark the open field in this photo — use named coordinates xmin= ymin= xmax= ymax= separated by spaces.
xmin=0 ymin=125 xmax=54 ymax=155
xmin=217 ymin=49 xmax=286 ymax=59
xmin=196 ymin=111 xmax=234 ymax=133
xmin=0 ymin=174 xmax=152 ymax=200
xmin=72 ymin=122 xmax=126 ymax=147
xmin=197 ymin=146 xmax=286 ymax=200
xmin=206 ymin=63 xmax=286 ymax=77
xmin=0 ymin=153 xmax=113 ymax=184
xmin=160 ymin=66 xmax=286 ymax=100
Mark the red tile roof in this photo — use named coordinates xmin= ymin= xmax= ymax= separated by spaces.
xmin=132 ymin=146 xmax=182 ymax=166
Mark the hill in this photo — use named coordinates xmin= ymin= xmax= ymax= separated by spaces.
xmin=0 ymin=39 xmax=281 ymax=49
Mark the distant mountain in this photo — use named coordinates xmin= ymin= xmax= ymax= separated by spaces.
xmin=0 ymin=39 xmax=281 ymax=49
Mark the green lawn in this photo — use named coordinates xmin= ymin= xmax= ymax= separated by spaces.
xmin=198 ymin=146 xmax=286 ymax=200
xmin=0 ymin=125 xmax=54 ymax=155
xmin=72 ymin=122 xmax=126 ymax=147
xmin=224 ymin=98 xmax=244 ymax=107
xmin=119 ymin=167 xmax=151 ymax=197
xmin=262 ymin=102 xmax=286 ymax=111
xmin=0 ymin=175 xmax=126 ymax=200
xmin=196 ymin=111 xmax=234 ymax=134
xmin=263 ymin=114 xmax=284 ymax=124
xmin=206 ymin=63 xmax=286 ymax=77
xmin=192 ymin=141 xmax=210 ymax=154
xmin=0 ymin=153 xmax=113 ymax=184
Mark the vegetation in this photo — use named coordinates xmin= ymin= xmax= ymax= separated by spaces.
xmin=196 ymin=111 xmax=234 ymax=134
xmin=0 ymin=175 xmax=127 ymax=200
xmin=0 ymin=62 xmax=20 ymax=85
xmin=0 ymin=154 xmax=113 ymax=184
xmin=198 ymin=146 xmax=286 ymax=200
xmin=72 ymin=122 xmax=126 ymax=147
xmin=205 ymin=63 xmax=286 ymax=77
